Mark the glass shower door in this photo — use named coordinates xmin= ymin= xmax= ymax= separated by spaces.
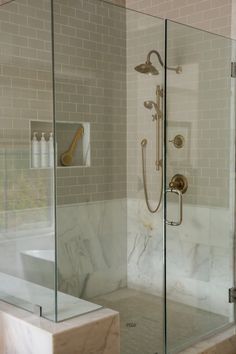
xmin=53 ymin=0 xmax=166 ymax=351
xmin=0 ymin=0 xmax=56 ymax=320
xmin=164 ymin=20 xmax=235 ymax=353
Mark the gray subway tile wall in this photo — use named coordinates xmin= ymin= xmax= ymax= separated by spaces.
xmin=0 ymin=0 xmax=232 ymax=219
xmin=0 ymin=0 xmax=233 ymax=229
xmin=54 ymin=0 xmax=127 ymax=205
xmin=0 ymin=0 xmax=54 ymax=234
xmin=126 ymin=11 xmax=164 ymax=201
xmin=0 ymin=0 xmax=127 ymax=217
xmin=166 ymin=23 xmax=232 ymax=207
xmin=126 ymin=3 xmax=232 ymax=207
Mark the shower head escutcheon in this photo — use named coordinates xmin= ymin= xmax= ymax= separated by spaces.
xmin=135 ymin=50 xmax=182 ymax=75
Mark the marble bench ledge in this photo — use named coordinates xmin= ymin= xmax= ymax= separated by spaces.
xmin=178 ymin=325 xmax=236 ymax=354
xmin=0 ymin=301 xmax=120 ymax=354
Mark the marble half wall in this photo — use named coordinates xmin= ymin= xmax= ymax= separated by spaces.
xmin=127 ymin=198 xmax=234 ymax=317
xmin=4 ymin=196 xmax=232 ymax=321
xmin=0 ymin=199 xmax=127 ymax=314
xmin=127 ymin=198 xmax=164 ymax=298
xmin=0 ymin=300 xmax=120 ymax=354
xmin=57 ymin=199 xmax=127 ymax=300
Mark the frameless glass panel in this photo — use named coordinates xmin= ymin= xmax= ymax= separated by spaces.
xmin=165 ymin=20 xmax=235 ymax=353
xmin=54 ymin=0 xmax=165 ymax=352
xmin=0 ymin=0 xmax=56 ymax=320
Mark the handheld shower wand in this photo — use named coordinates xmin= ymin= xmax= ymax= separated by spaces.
xmin=135 ymin=49 xmax=182 ymax=213
xmin=141 ymin=85 xmax=163 ymax=213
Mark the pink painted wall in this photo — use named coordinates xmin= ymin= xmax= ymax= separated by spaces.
xmin=126 ymin=0 xmax=233 ymax=38
xmin=108 ymin=0 xmax=126 ymax=6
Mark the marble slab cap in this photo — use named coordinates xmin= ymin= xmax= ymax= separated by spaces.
xmin=0 ymin=301 xmax=120 ymax=354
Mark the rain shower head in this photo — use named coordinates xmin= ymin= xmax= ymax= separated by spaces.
xmin=135 ymin=49 xmax=182 ymax=75
xmin=135 ymin=61 xmax=159 ymax=75
xmin=135 ymin=50 xmax=162 ymax=76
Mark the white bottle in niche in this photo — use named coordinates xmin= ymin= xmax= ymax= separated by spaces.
xmin=48 ymin=132 xmax=54 ymax=168
xmin=40 ymin=132 xmax=48 ymax=168
xmin=31 ymin=132 xmax=40 ymax=168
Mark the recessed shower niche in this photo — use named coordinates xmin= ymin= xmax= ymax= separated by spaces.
xmin=30 ymin=121 xmax=90 ymax=168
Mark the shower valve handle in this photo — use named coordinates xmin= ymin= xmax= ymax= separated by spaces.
xmin=169 ymin=174 xmax=188 ymax=194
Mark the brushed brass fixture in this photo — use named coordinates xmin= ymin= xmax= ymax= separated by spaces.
xmin=165 ymin=188 xmax=183 ymax=226
xmin=231 ymin=62 xmax=236 ymax=78
xmin=169 ymin=174 xmax=188 ymax=194
xmin=169 ymin=134 xmax=185 ymax=148
xmin=135 ymin=49 xmax=182 ymax=75
xmin=60 ymin=126 xmax=84 ymax=166
xmin=166 ymin=175 xmax=187 ymax=226
xmin=141 ymin=138 xmax=147 ymax=147
xmin=141 ymin=85 xmax=163 ymax=213
xmin=135 ymin=50 xmax=182 ymax=214
xmin=136 ymin=61 xmax=159 ymax=75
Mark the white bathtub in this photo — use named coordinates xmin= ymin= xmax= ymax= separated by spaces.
xmin=22 ymin=249 xmax=55 ymax=262
xmin=21 ymin=248 xmax=126 ymax=299
xmin=21 ymin=249 xmax=55 ymax=289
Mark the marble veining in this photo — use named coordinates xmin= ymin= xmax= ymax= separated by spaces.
xmin=127 ymin=198 xmax=234 ymax=317
xmin=53 ymin=314 xmax=119 ymax=354
xmin=94 ymin=288 xmax=231 ymax=354
xmin=0 ymin=197 xmax=234 ymax=353
xmin=178 ymin=325 xmax=236 ymax=354
xmin=2 ymin=197 xmax=233 ymax=322
xmin=56 ymin=199 xmax=127 ymax=300
xmin=0 ymin=300 xmax=120 ymax=354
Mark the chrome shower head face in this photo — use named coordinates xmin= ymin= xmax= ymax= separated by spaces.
xmin=135 ymin=61 xmax=159 ymax=76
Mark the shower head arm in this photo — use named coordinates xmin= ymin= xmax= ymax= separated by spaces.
xmin=147 ymin=50 xmax=164 ymax=68
xmin=146 ymin=50 xmax=182 ymax=74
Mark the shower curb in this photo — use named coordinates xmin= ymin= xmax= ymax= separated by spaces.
xmin=178 ymin=325 xmax=236 ymax=354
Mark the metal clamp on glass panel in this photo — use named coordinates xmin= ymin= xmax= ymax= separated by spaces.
xmin=33 ymin=304 xmax=42 ymax=317
xmin=165 ymin=189 xmax=183 ymax=226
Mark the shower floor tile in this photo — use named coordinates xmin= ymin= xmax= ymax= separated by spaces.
xmin=94 ymin=288 xmax=229 ymax=354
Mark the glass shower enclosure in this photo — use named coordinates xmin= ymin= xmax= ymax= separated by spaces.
xmin=0 ymin=0 xmax=235 ymax=353
xmin=165 ymin=20 xmax=235 ymax=352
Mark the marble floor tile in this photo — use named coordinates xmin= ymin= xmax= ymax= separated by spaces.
xmin=94 ymin=288 xmax=230 ymax=354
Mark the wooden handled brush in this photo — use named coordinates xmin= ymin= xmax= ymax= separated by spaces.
xmin=60 ymin=127 xmax=84 ymax=166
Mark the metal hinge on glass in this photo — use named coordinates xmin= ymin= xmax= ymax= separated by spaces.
xmin=231 ymin=62 xmax=236 ymax=78
xmin=229 ymin=288 xmax=236 ymax=303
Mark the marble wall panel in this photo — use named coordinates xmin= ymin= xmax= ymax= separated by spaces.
xmin=127 ymin=198 xmax=234 ymax=317
xmin=57 ymin=199 xmax=127 ymax=299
